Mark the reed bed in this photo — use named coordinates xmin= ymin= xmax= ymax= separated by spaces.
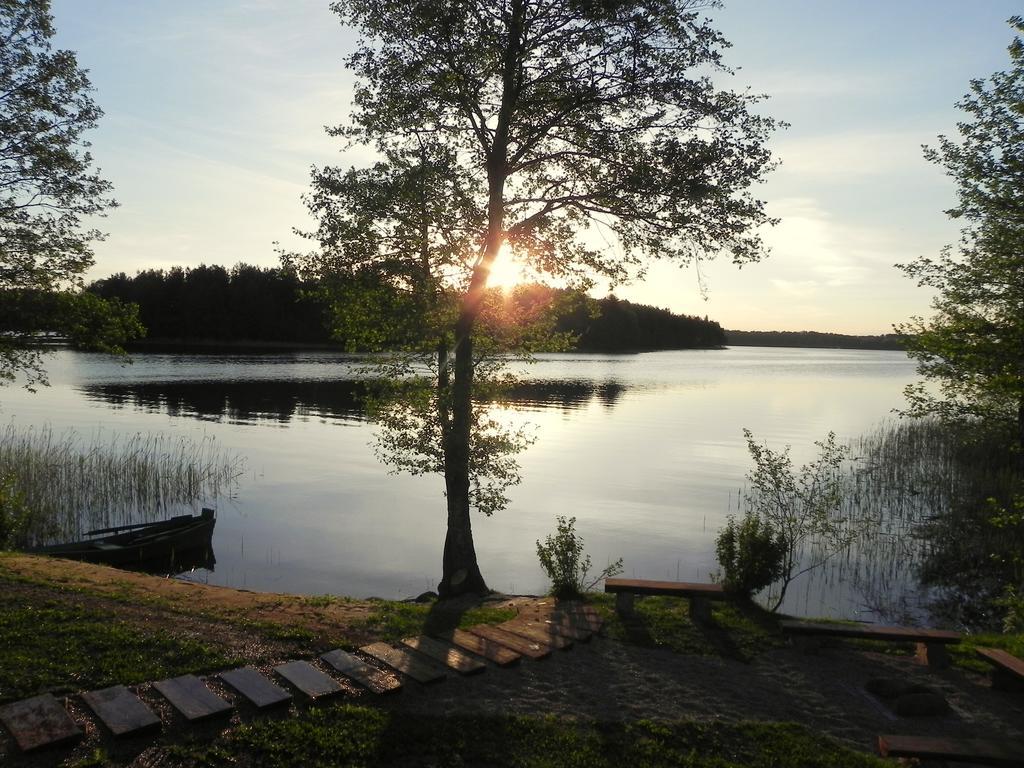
xmin=768 ymin=417 xmax=1021 ymax=627
xmin=0 ymin=423 xmax=243 ymax=547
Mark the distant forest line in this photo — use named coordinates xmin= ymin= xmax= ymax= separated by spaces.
xmin=86 ymin=264 xmax=726 ymax=353
xmin=85 ymin=264 xmax=904 ymax=353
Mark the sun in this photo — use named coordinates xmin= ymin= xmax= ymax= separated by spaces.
xmin=485 ymin=243 xmax=530 ymax=289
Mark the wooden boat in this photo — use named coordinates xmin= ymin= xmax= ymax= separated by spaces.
xmin=28 ymin=508 xmax=216 ymax=573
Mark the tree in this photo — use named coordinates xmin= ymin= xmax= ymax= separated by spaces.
xmin=1 ymin=0 xmax=139 ymax=387
xmin=310 ymin=0 xmax=781 ymax=597
xmin=897 ymin=17 xmax=1024 ymax=453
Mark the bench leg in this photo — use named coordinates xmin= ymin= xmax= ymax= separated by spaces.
xmin=614 ymin=592 xmax=635 ymax=616
xmin=915 ymin=642 xmax=950 ymax=669
xmin=992 ymin=666 xmax=1024 ymax=692
xmin=689 ymin=597 xmax=712 ymax=624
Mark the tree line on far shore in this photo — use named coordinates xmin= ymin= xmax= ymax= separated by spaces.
xmin=85 ymin=264 xmax=728 ymax=353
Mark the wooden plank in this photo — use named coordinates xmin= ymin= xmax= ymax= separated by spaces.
xmin=321 ymin=649 xmax=402 ymax=695
xmin=556 ymin=604 xmax=603 ymax=632
xmin=219 ymin=667 xmax=292 ymax=710
xmin=977 ymin=647 xmax=1024 ymax=678
xmin=604 ymin=578 xmax=728 ymax=599
xmin=878 ymin=734 xmax=1024 ymax=767
xmin=152 ymin=675 xmax=232 ymax=722
xmin=0 ymin=694 xmax=82 ymax=753
xmin=401 ymin=636 xmax=486 ymax=675
xmin=499 ymin=620 xmax=574 ymax=650
xmin=467 ymin=625 xmax=552 ymax=660
xmin=518 ymin=614 xmax=591 ymax=641
xmin=360 ymin=642 xmax=446 ymax=684
xmin=442 ymin=629 xmax=521 ymax=666
xmin=273 ymin=661 xmax=343 ymax=700
xmin=81 ymin=685 xmax=161 ymax=737
xmin=780 ymin=620 xmax=961 ymax=644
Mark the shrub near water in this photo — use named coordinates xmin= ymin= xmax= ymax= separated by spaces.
xmin=715 ymin=510 xmax=786 ymax=598
xmin=536 ymin=515 xmax=622 ymax=598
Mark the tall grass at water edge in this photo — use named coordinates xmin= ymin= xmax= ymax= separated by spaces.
xmin=741 ymin=418 xmax=1020 ymax=628
xmin=0 ymin=423 xmax=243 ymax=547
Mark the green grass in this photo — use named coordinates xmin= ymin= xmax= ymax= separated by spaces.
xmin=178 ymin=705 xmax=886 ymax=768
xmin=0 ymin=592 xmax=241 ymax=703
xmin=589 ymin=594 xmax=784 ymax=661
xmin=357 ymin=599 xmax=517 ymax=642
xmin=951 ymin=631 xmax=1024 ymax=673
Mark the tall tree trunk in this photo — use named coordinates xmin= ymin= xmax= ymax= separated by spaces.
xmin=437 ymin=310 xmax=488 ymax=597
xmin=436 ymin=0 xmax=524 ymax=598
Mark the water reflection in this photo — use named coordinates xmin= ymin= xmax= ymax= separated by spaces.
xmin=80 ymin=377 xmax=627 ymax=424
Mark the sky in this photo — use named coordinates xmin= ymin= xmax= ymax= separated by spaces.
xmin=49 ymin=0 xmax=1022 ymax=335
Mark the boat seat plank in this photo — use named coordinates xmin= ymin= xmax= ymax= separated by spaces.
xmin=360 ymin=642 xmax=446 ymax=684
xmin=152 ymin=675 xmax=232 ymax=722
xmin=321 ymin=649 xmax=402 ymax=695
xmin=0 ymin=693 xmax=82 ymax=753
xmin=219 ymin=667 xmax=292 ymax=709
xmin=401 ymin=636 xmax=486 ymax=675
xmin=441 ymin=629 xmax=522 ymax=666
xmin=273 ymin=661 xmax=343 ymax=700
xmin=466 ymin=625 xmax=552 ymax=660
xmin=878 ymin=734 xmax=1024 ymax=766
xmin=81 ymin=685 xmax=161 ymax=737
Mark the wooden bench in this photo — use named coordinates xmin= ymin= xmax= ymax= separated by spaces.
xmin=780 ymin=620 xmax=961 ymax=669
xmin=976 ymin=647 xmax=1024 ymax=692
xmin=604 ymin=578 xmax=730 ymax=623
xmin=878 ymin=734 xmax=1024 ymax=767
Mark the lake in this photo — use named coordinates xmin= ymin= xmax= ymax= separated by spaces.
xmin=1 ymin=346 xmax=922 ymax=619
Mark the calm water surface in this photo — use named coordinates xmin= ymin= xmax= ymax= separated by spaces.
xmin=1 ymin=347 xmax=919 ymax=618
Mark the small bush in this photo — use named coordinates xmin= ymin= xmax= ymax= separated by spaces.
xmin=715 ymin=511 xmax=787 ymax=598
xmin=536 ymin=515 xmax=622 ymax=599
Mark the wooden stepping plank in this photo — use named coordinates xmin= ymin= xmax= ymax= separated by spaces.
xmin=274 ymin=661 xmax=343 ymax=700
xmin=401 ymin=636 xmax=486 ymax=675
xmin=0 ymin=694 xmax=82 ymax=752
xmin=219 ymin=667 xmax=292 ymax=710
xmin=361 ymin=642 xmax=446 ymax=684
xmin=152 ymin=675 xmax=232 ymax=722
xmin=878 ymin=734 xmax=1024 ymax=767
xmin=500 ymin=620 xmax=574 ymax=650
xmin=81 ymin=685 xmax=160 ymax=737
xmin=321 ymin=649 xmax=402 ymax=695
xmin=443 ymin=629 xmax=521 ymax=666
xmin=555 ymin=603 xmax=603 ymax=632
xmin=977 ymin=647 xmax=1024 ymax=690
xmin=519 ymin=614 xmax=591 ymax=641
xmin=468 ymin=625 xmax=552 ymax=660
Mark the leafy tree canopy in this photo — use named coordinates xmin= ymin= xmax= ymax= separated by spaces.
xmin=897 ymin=16 xmax=1024 ymax=451
xmin=300 ymin=0 xmax=782 ymax=596
xmin=0 ymin=0 xmax=139 ymax=387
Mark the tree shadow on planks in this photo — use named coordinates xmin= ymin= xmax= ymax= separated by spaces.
xmin=420 ymin=593 xmax=486 ymax=637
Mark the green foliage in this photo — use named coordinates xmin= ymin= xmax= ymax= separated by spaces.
xmin=0 ymin=593 xmax=239 ymax=703
xmin=359 ymin=599 xmax=517 ymax=642
xmin=0 ymin=473 xmax=33 ymax=550
xmin=204 ymin=704 xmax=886 ymax=768
xmin=591 ymin=593 xmax=784 ymax=662
xmin=740 ymin=430 xmax=857 ymax=612
xmin=536 ymin=516 xmax=623 ymax=599
xmin=0 ymin=2 xmax=142 ymax=387
xmin=896 ymin=17 xmax=1024 ymax=450
xmin=715 ymin=511 xmax=787 ymax=598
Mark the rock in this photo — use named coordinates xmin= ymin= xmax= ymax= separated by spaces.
xmin=892 ymin=692 xmax=950 ymax=717
xmin=413 ymin=591 xmax=438 ymax=603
